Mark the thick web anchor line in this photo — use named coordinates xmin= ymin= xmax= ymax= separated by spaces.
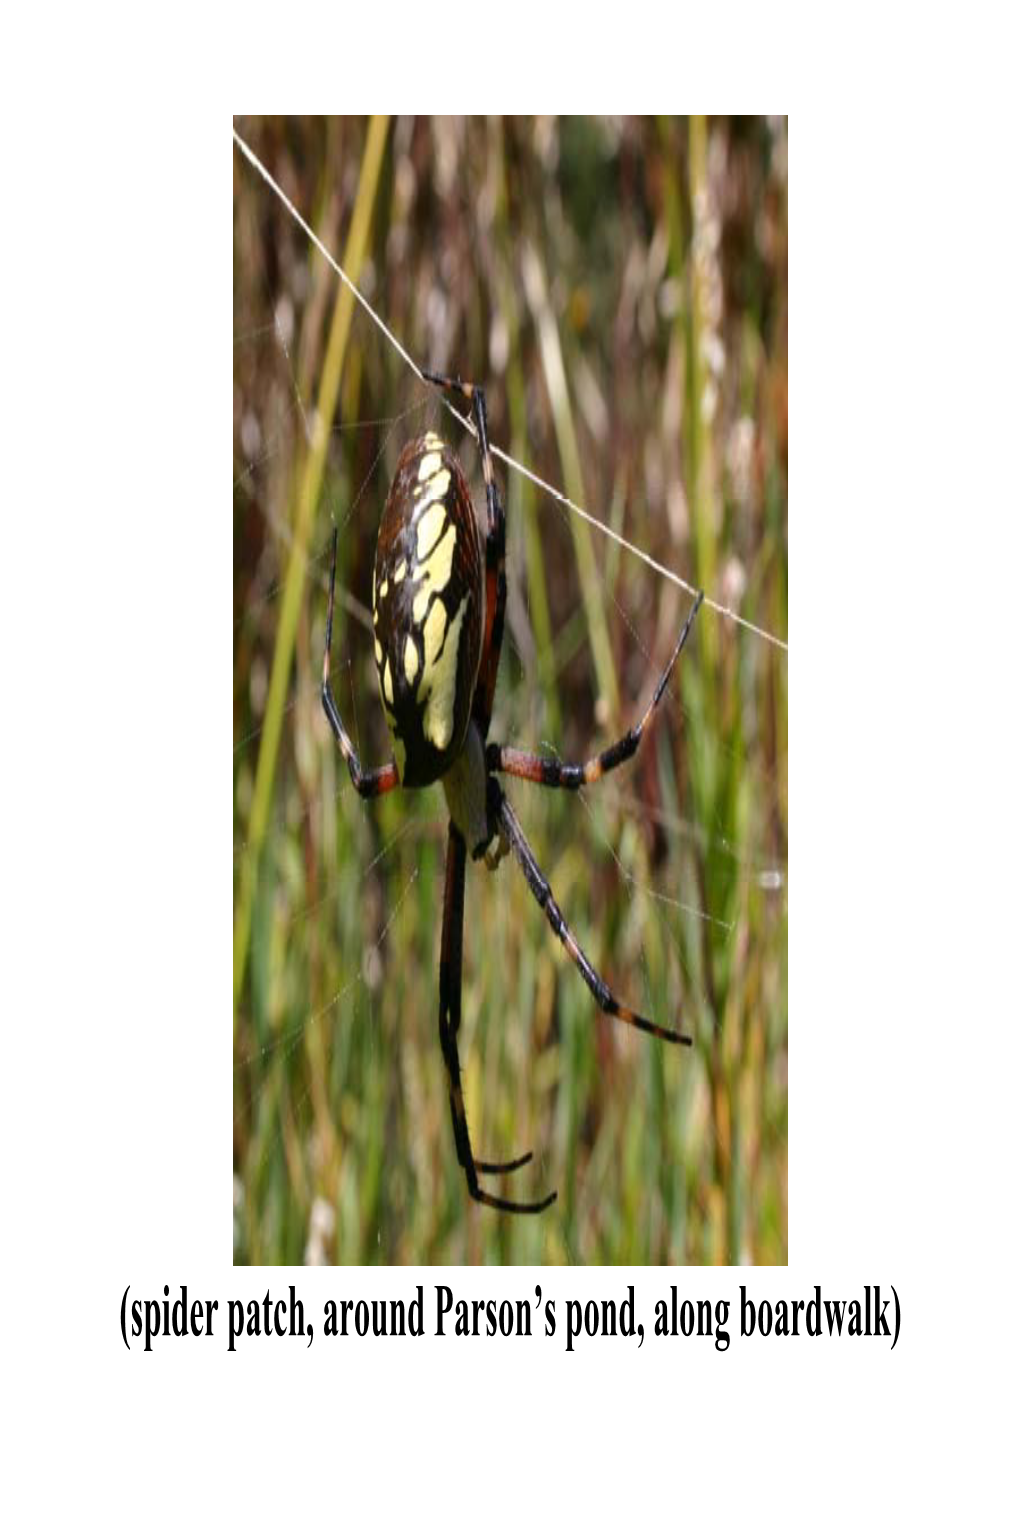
xmin=232 ymin=127 xmax=789 ymax=655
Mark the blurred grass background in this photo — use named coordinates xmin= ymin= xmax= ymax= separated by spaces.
xmin=233 ymin=116 xmax=787 ymax=1264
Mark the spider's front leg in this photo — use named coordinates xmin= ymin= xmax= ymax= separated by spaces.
xmin=321 ymin=528 xmax=400 ymax=799
xmin=439 ymin=823 xmax=556 ymax=1215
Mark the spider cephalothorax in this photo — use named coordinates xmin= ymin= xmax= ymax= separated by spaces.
xmin=322 ymin=371 xmax=704 ymax=1213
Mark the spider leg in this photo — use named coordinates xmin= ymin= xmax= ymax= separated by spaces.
xmin=422 ymin=370 xmax=506 ymax=742
xmin=498 ymin=790 xmax=693 ymax=1046
xmin=321 ymin=528 xmax=400 ymax=799
xmin=487 ymin=590 xmax=704 ymax=791
xmin=440 ymin=823 xmax=557 ymax=1214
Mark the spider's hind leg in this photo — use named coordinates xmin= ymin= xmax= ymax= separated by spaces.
xmin=498 ymin=788 xmax=694 ymax=1047
xmin=440 ymin=823 xmax=556 ymax=1215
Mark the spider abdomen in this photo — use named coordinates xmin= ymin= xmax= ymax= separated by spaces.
xmin=372 ymin=432 xmax=484 ymax=787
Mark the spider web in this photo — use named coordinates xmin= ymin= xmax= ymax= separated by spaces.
xmin=232 ymin=117 xmax=788 ymax=1266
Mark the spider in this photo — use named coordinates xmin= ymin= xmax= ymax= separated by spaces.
xmin=321 ymin=371 xmax=703 ymax=1213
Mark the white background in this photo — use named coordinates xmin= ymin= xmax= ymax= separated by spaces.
xmin=3 ymin=8 xmax=1019 ymax=1524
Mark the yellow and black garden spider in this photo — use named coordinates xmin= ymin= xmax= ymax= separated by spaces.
xmin=322 ymin=371 xmax=704 ymax=1213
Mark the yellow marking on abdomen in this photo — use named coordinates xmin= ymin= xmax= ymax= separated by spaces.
xmin=411 ymin=521 xmax=457 ymax=624
xmin=422 ymin=597 xmax=467 ymax=752
xmin=412 ymin=467 xmax=450 ymax=516
xmin=422 ymin=598 xmax=448 ymax=673
xmin=374 ymin=637 xmax=382 ymax=665
xmin=416 ymin=501 xmax=446 ymax=560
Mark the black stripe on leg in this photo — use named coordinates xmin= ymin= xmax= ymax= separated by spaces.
xmin=589 ymin=728 xmax=639 ymax=779
xmin=545 ymin=760 xmax=583 ymax=789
